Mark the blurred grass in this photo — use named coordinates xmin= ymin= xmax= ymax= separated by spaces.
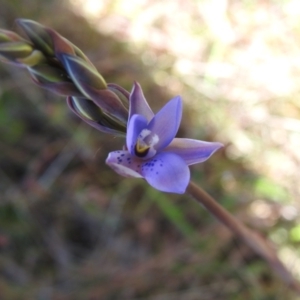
xmin=0 ymin=0 xmax=300 ymax=299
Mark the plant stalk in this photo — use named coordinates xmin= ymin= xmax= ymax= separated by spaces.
xmin=186 ymin=180 xmax=300 ymax=293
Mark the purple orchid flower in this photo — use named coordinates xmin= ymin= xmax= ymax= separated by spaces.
xmin=106 ymin=82 xmax=223 ymax=194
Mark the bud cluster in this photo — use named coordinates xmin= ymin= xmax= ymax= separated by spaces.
xmin=0 ymin=19 xmax=129 ymax=135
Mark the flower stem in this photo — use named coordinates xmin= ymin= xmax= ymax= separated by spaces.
xmin=186 ymin=180 xmax=300 ymax=293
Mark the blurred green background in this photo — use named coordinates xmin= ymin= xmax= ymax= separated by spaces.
xmin=1 ymin=0 xmax=300 ymax=299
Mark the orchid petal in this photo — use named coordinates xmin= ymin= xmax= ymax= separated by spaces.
xmin=165 ymin=138 xmax=223 ymax=165
xmin=106 ymin=151 xmax=143 ymax=178
xmin=126 ymin=114 xmax=148 ymax=155
xmin=141 ymin=152 xmax=190 ymax=194
xmin=129 ymin=82 xmax=154 ymax=122
xmin=147 ymin=96 xmax=182 ymax=151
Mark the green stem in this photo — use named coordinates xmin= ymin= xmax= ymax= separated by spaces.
xmin=186 ymin=181 xmax=300 ymax=293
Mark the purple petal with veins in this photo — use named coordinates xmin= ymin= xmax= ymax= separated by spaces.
xmin=129 ymin=82 xmax=154 ymax=122
xmin=165 ymin=138 xmax=223 ymax=165
xmin=126 ymin=114 xmax=148 ymax=155
xmin=147 ymin=96 xmax=182 ymax=151
xmin=141 ymin=152 xmax=190 ymax=193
